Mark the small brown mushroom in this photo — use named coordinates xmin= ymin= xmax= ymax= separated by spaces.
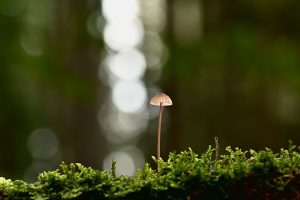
xmin=150 ymin=93 xmax=172 ymax=168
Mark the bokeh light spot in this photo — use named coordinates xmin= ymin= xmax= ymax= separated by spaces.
xmin=112 ymin=81 xmax=147 ymax=113
xmin=107 ymin=49 xmax=146 ymax=80
xmin=102 ymin=0 xmax=140 ymax=23
xmin=27 ymin=129 xmax=59 ymax=160
xmin=103 ymin=21 xmax=144 ymax=51
xmin=117 ymin=111 xmax=148 ymax=134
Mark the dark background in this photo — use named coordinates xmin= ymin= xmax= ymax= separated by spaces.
xmin=0 ymin=0 xmax=300 ymax=180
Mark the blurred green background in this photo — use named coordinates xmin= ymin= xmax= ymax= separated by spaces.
xmin=0 ymin=0 xmax=300 ymax=180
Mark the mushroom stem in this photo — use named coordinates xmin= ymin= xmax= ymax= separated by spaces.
xmin=150 ymin=93 xmax=172 ymax=171
xmin=157 ymin=102 xmax=163 ymax=167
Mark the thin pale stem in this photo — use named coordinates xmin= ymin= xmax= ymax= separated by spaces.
xmin=215 ymin=136 xmax=220 ymax=161
xmin=157 ymin=103 xmax=163 ymax=170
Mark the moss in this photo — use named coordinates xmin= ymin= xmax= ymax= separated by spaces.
xmin=0 ymin=144 xmax=299 ymax=199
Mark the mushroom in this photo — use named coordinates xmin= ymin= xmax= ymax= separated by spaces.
xmin=150 ymin=93 xmax=173 ymax=166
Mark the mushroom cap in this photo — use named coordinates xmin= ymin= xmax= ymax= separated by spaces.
xmin=150 ymin=93 xmax=173 ymax=106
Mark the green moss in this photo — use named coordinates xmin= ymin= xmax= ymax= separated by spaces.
xmin=0 ymin=144 xmax=299 ymax=199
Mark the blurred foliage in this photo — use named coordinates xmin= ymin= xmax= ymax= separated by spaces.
xmin=0 ymin=0 xmax=103 ymax=179
xmin=0 ymin=144 xmax=299 ymax=199
xmin=162 ymin=0 xmax=300 ymax=154
xmin=1 ymin=0 xmax=300 ymax=179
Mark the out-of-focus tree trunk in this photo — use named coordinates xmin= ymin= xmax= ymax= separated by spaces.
xmin=48 ymin=0 xmax=106 ymax=167
xmin=164 ymin=0 xmax=181 ymax=154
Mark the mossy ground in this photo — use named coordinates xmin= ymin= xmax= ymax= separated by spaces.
xmin=0 ymin=144 xmax=299 ymax=199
